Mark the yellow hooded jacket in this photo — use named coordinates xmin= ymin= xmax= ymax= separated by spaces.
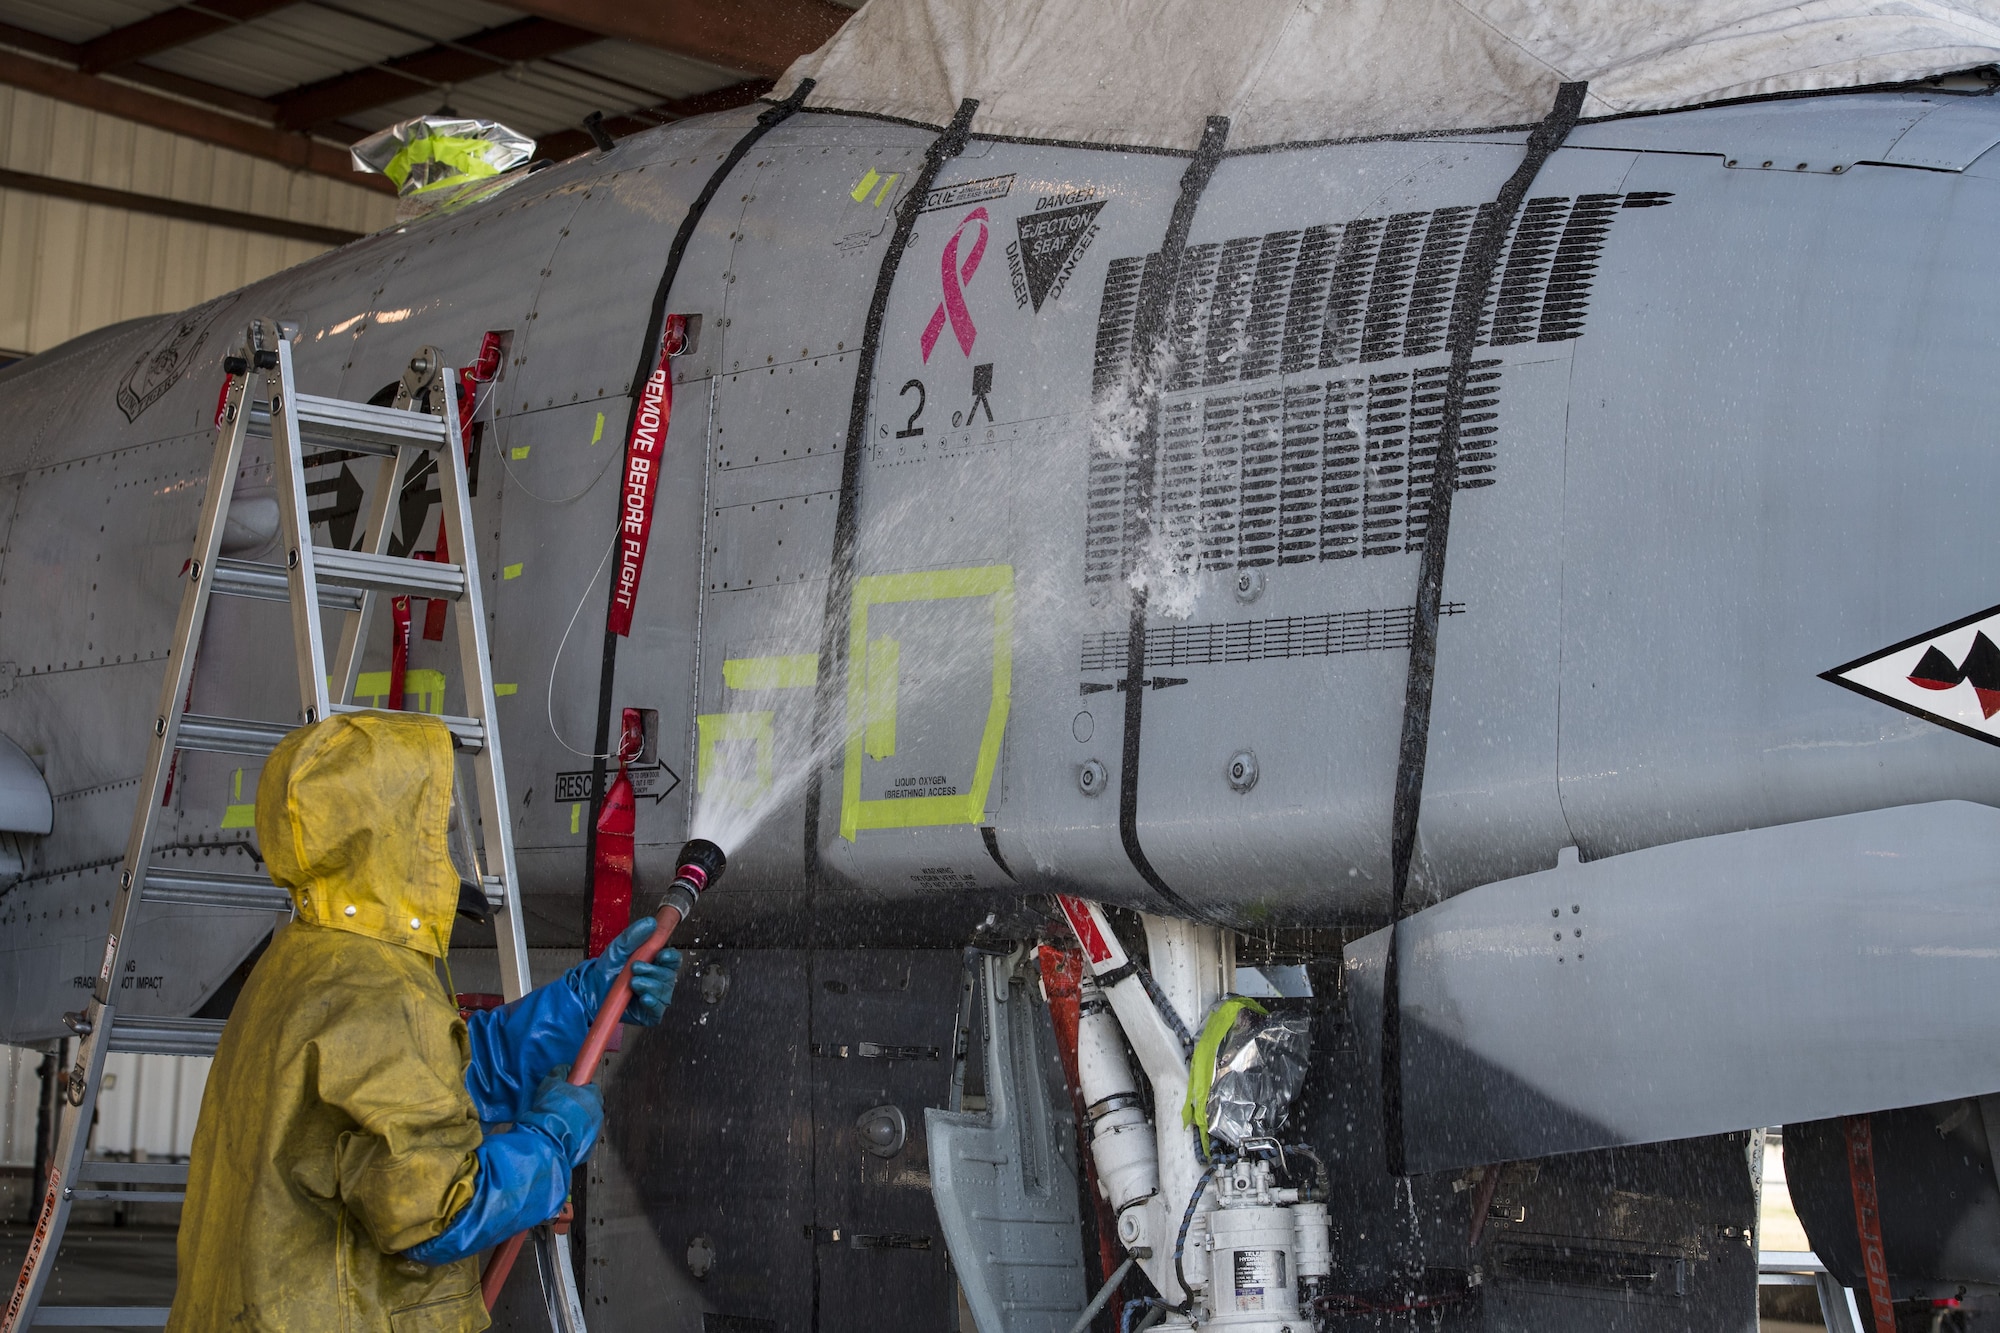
xmin=169 ymin=712 xmax=489 ymax=1333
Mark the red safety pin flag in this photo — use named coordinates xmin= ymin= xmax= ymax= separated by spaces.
xmin=608 ymin=315 xmax=685 ymax=636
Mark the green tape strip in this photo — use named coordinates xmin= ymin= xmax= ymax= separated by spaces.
xmin=384 ymin=133 xmax=508 ymax=195
xmin=1183 ymin=996 xmax=1268 ymax=1159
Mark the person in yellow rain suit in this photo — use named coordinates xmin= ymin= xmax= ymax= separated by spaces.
xmin=168 ymin=712 xmax=680 ymax=1331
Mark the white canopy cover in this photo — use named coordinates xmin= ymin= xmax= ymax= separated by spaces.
xmin=776 ymin=0 xmax=2000 ymax=150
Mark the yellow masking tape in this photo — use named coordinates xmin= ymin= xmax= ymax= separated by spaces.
xmin=570 ymin=802 xmax=581 ymax=834
xmin=850 ymin=168 xmax=881 ymax=202
xmin=722 ymin=654 xmax=819 ymax=690
xmin=591 ymin=412 xmax=604 ymax=445
xmin=354 ymin=668 xmax=446 ymax=714
xmin=840 ymin=565 xmax=1013 ymax=841
xmin=494 ymin=683 xmax=517 ymax=697
xmin=220 ymin=767 xmax=253 ymax=828
xmin=503 ymin=563 xmax=523 ymax=580
xmin=697 ymin=711 xmax=775 ymax=810
xmin=864 ymin=637 xmax=899 ymax=760
xmin=510 ymin=446 xmax=530 ymax=460
xmin=873 ymin=173 xmax=899 ymax=206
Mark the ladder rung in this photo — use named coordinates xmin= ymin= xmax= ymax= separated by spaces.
xmin=246 ymin=395 xmax=448 ymax=455
xmin=327 ymin=704 xmax=484 ymax=751
xmin=175 ymin=715 xmax=292 ymax=757
xmin=178 ymin=710 xmax=486 ymax=755
xmin=315 ymin=547 xmax=466 ymax=600
xmin=66 ymin=1190 xmax=186 ymax=1203
xmin=247 ymin=404 xmax=390 ymax=459
xmin=482 ymin=876 xmax=504 ymax=910
xmin=32 ymin=1309 xmax=170 ymax=1326
xmin=141 ymin=868 xmax=288 ymax=912
xmin=107 ymin=1017 xmax=225 ymax=1057
xmin=209 ymin=558 xmax=364 ymax=612
xmin=295 ymin=393 xmax=449 ymax=450
xmin=76 ymin=1162 xmax=187 ymax=1185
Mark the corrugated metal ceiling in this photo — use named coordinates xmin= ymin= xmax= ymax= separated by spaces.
xmin=0 ymin=0 xmax=151 ymax=46
xmin=0 ymin=0 xmax=772 ymax=149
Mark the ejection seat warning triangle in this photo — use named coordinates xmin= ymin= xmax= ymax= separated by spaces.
xmin=1009 ymin=199 xmax=1104 ymax=312
xmin=1823 ymin=603 xmax=2000 ymax=745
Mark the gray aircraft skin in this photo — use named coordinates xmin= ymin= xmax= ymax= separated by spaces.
xmin=9 ymin=82 xmax=2000 ymax=1327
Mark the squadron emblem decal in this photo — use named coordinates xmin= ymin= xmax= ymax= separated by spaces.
xmin=117 ymin=311 xmax=214 ymax=422
xmin=1823 ymin=603 xmax=2000 ymax=744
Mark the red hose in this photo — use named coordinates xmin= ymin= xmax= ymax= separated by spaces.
xmin=478 ymin=866 xmax=706 ymax=1309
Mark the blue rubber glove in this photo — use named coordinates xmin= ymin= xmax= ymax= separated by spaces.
xmin=402 ymin=1075 xmax=602 ymax=1266
xmin=566 ymin=918 xmax=682 ymax=1028
xmin=463 ymin=920 xmax=681 ymax=1125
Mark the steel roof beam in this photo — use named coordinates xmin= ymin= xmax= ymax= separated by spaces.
xmin=1 ymin=19 xmax=295 ymax=121
xmin=0 ymin=46 xmax=389 ymax=190
xmin=0 ymin=19 xmax=70 ymax=63
xmin=0 ymin=165 xmax=363 ymax=242
xmin=492 ymin=0 xmax=849 ymax=79
xmin=269 ymin=16 xmax=599 ymax=130
xmin=76 ymin=0 xmax=298 ymax=74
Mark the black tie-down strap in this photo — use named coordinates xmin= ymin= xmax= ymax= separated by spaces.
xmin=1378 ymin=82 xmax=1589 ymax=1177
xmin=581 ymin=82 xmax=815 ymax=901
xmin=1116 ymin=115 xmax=1232 ymax=916
xmin=571 ymin=82 xmax=814 ymax=1285
xmin=803 ymin=98 xmax=982 ymax=881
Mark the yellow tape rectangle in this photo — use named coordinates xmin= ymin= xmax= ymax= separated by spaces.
xmin=698 ymin=710 xmax=775 ymax=811
xmin=840 ymin=565 xmax=1012 ymax=841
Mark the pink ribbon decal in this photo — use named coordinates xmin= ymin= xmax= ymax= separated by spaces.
xmin=920 ymin=206 xmax=990 ymax=362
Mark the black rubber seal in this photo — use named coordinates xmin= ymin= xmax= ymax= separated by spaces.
xmin=1378 ymin=81 xmax=1589 ymax=1178
xmin=1114 ymin=115 xmax=1231 ymax=916
xmin=581 ymin=81 xmax=813 ymax=923
xmin=803 ymin=98 xmax=981 ymax=883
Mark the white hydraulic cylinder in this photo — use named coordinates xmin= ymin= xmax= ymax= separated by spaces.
xmin=1076 ymin=977 xmax=1159 ymax=1213
xmin=1056 ymin=896 xmax=1230 ymax=1309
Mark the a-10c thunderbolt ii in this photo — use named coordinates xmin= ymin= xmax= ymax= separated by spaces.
xmin=13 ymin=0 xmax=2000 ymax=1328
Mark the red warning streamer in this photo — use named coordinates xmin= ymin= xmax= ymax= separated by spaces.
xmin=1843 ymin=1113 xmax=1897 ymax=1333
xmin=422 ymin=331 xmax=506 ymax=642
xmin=388 ymin=594 xmax=412 ymax=708
xmin=588 ymin=708 xmax=646 ymax=956
xmin=608 ymin=316 xmax=685 ymax=636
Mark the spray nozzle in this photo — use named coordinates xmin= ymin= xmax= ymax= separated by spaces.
xmin=660 ymin=836 xmax=724 ymax=920
xmin=659 ymin=838 xmax=725 ymax=920
xmin=671 ymin=838 xmax=727 ymax=897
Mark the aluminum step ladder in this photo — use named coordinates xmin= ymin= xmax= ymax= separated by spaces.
xmin=1 ymin=319 xmax=544 ymax=1329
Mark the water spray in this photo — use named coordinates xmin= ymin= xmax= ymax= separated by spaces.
xmin=480 ymin=838 xmax=728 ymax=1307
